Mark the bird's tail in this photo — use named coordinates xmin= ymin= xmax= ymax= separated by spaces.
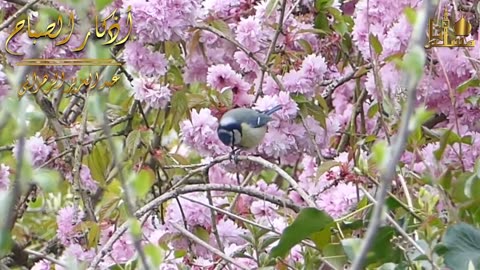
xmin=263 ymin=104 xmax=283 ymax=115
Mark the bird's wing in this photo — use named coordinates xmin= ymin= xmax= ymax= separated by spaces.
xmin=246 ymin=113 xmax=272 ymax=128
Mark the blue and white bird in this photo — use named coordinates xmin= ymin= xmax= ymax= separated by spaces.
xmin=217 ymin=105 xmax=282 ymax=150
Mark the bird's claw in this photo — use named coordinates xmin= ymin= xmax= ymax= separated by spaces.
xmin=229 ymin=148 xmax=240 ymax=164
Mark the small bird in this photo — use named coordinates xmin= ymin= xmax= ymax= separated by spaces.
xmin=217 ymin=105 xmax=282 ymax=151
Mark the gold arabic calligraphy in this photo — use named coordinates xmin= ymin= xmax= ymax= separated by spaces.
xmin=5 ymin=6 xmax=133 ymax=55
xmin=425 ymin=8 xmax=476 ymax=49
xmin=18 ymin=71 xmax=120 ymax=98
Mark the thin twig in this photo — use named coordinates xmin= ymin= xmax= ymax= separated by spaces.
xmin=196 ymin=24 xmax=286 ymax=92
xmin=24 ymin=248 xmax=67 ymax=268
xmin=0 ymin=0 xmax=41 ymax=31
xmin=71 ymin=91 xmax=96 ymax=222
xmin=359 ymin=187 xmax=440 ymax=269
xmin=254 ymin=0 xmax=288 ymax=102
xmin=350 ymin=0 xmax=434 ymax=268
xmin=88 ymin=183 xmax=300 ymax=269
xmin=236 ymin=155 xmax=316 ymax=207
xmin=101 ymin=98 xmax=151 ymax=270
xmin=203 ymin=168 xmax=225 ymax=253
xmin=171 ymin=222 xmax=249 ymax=270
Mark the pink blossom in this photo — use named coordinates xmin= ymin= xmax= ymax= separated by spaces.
xmin=0 ymin=32 xmax=33 ymax=65
xmin=206 ymin=64 xmax=250 ymax=92
xmin=250 ymin=200 xmax=279 ymax=221
xmin=236 ymin=16 xmax=264 ymax=51
xmin=282 ymin=70 xmax=315 ymax=97
xmin=260 ymin=76 xmax=280 ymax=96
xmin=65 ymin=164 xmax=98 ymax=194
xmin=98 ymin=224 xmax=136 ymax=267
xmin=0 ymin=164 xmax=10 ymax=191
xmin=300 ymin=54 xmax=328 ymax=81
xmin=256 ymin=180 xmax=284 ymax=197
xmin=123 ymin=0 xmax=201 ymax=43
xmin=254 ymin=91 xmax=298 ymax=120
xmin=56 ymin=206 xmax=84 ymax=246
xmin=12 ymin=133 xmax=53 ymax=167
xmin=183 ymin=53 xmax=209 ymax=84
xmin=192 ymin=257 xmax=214 ymax=269
xmin=56 ymin=244 xmax=95 ymax=270
xmin=69 ymin=123 xmax=95 ymax=155
xmin=234 ymin=51 xmax=260 ymax=72
xmin=180 ymin=108 xmax=230 ymax=156
xmin=259 ymin=126 xmax=296 ymax=158
xmin=203 ymin=0 xmax=240 ymax=18
xmin=316 ymin=182 xmax=359 ymax=218
xmin=31 ymin=259 xmax=51 ymax=270
xmin=132 ymin=76 xmax=172 ymax=109
xmin=165 ymin=192 xmax=213 ymax=231
xmin=208 ymin=163 xmax=239 ymax=185
xmin=214 ymin=218 xmax=247 ymax=246
xmin=123 ymin=41 xmax=168 ymax=77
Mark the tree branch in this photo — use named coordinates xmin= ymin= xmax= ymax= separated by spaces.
xmin=350 ymin=0 xmax=435 ymax=269
xmin=88 ymin=183 xmax=299 ymax=269
xmin=0 ymin=0 xmax=41 ymax=31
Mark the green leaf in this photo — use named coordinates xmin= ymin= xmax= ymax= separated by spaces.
xmin=194 ymin=227 xmax=210 ymax=242
xmin=464 ymin=173 xmax=480 ymax=199
xmin=369 ymin=34 xmax=383 ymax=55
xmin=311 ymin=227 xmax=332 ymax=250
xmin=87 ymin=222 xmax=100 ymax=248
xmin=125 ymin=129 xmax=141 ymax=156
xmin=129 ymin=169 xmax=154 ymax=198
xmin=342 ymin=227 xmax=401 ymax=266
xmin=378 ymin=263 xmax=398 ymax=270
xmin=456 ymin=78 xmax=480 ymax=94
xmin=404 ymin=7 xmax=417 ymax=25
xmin=168 ymin=90 xmax=189 ymax=131
xmin=301 ymin=102 xmax=327 ymax=129
xmin=140 ymin=129 xmax=154 ymax=148
xmin=315 ymin=0 xmax=333 ymax=11
xmin=95 ymin=0 xmax=114 ymax=11
xmin=214 ymin=88 xmax=233 ymax=108
xmin=401 ymin=45 xmax=426 ymax=84
xmin=327 ymin=8 xmax=349 ymax=35
xmin=442 ymin=223 xmax=480 ymax=270
xmin=297 ymin=39 xmax=313 ymax=54
xmin=316 ymin=161 xmax=340 ymax=176
xmin=32 ymin=169 xmax=60 ymax=193
xmin=265 ymin=0 xmax=280 ymax=18
xmin=87 ymin=141 xmax=111 ymax=184
xmin=372 ymin=140 xmax=388 ymax=170
xmin=209 ymin=19 xmax=234 ymax=38
xmin=144 ymin=244 xmax=165 ymax=267
xmin=314 ymin=12 xmax=330 ymax=33
xmin=269 ymin=208 xmax=334 ymax=258
xmin=367 ymin=103 xmax=379 ymax=118
xmin=341 ymin=238 xmax=362 ymax=262
xmin=128 ymin=218 xmax=142 ymax=239
xmin=323 ymin=243 xmax=348 ymax=269
xmin=434 ymin=128 xmax=472 ymax=160
xmin=409 ymin=107 xmax=434 ymax=132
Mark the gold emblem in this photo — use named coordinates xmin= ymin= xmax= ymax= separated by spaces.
xmin=425 ymin=8 xmax=476 ymax=48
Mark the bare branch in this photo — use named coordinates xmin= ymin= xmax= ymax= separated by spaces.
xmin=24 ymin=249 xmax=67 ymax=268
xmin=0 ymin=0 xmax=41 ymax=31
xmin=350 ymin=0 xmax=435 ymax=268
xmin=254 ymin=0 xmax=288 ymax=102
xmin=89 ymin=183 xmax=299 ymax=269
xmin=171 ymin=222 xmax=249 ymax=270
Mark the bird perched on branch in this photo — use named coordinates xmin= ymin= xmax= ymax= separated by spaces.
xmin=217 ymin=105 xmax=282 ymax=155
